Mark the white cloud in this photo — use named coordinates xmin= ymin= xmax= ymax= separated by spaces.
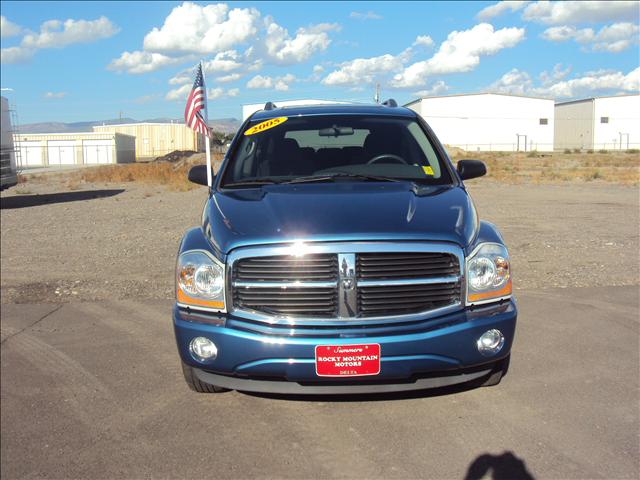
xmin=216 ymin=72 xmax=242 ymax=83
xmin=111 ymin=4 xmax=339 ymax=76
xmin=246 ymin=73 xmax=296 ymax=91
xmin=2 ymin=15 xmax=118 ymax=64
xmin=262 ymin=18 xmax=338 ymax=65
xmin=539 ymin=63 xmax=572 ymax=86
xmin=488 ymin=66 xmax=640 ymax=99
xmin=167 ymin=51 xmax=243 ymax=85
xmin=275 ymin=73 xmax=296 ymax=91
xmin=323 ymin=53 xmax=407 ymax=86
xmin=488 ymin=68 xmax=534 ymax=95
xmin=22 ymin=16 xmax=119 ymax=49
xmin=109 ymin=50 xmax=192 ymax=74
xmin=477 ymin=1 xmax=529 ymax=21
xmin=208 ymin=87 xmax=225 ymax=100
xmin=414 ymin=81 xmax=450 ymax=97
xmin=143 ymin=2 xmax=260 ymax=55
xmin=536 ymin=67 xmax=640 ymax=98
xmin=349 ymin=11 xmax=383 ymax=20
xmin=44 ymin=91 xmax=67 ymax=99
xmin=413 ymin=35 xmax=435 ymax=48
xmin=523 ymin=1 xmax=639 ymax=25
xmin=392 ymin=23 xmax=526 ymax=88
xmin=1 ymin=16 xmax=22 ymax=37
xmin=0 ymin=46 xmax=35 ymax=64
xmin=246 ymin=74 xmax=273 ymax=89
xmin=165 ymin=84 xmax=239 ymax=101
xmin=542 ymin=22 xmax=640 ymax=52
xmin=165 ymin=84 xmax=192 ymax=101
xmin=202 ymin=50 xmax=243 ymax=73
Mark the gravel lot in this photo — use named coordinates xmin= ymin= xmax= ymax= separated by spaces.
xmin=1 ymin=175 xmax=638 ymax=304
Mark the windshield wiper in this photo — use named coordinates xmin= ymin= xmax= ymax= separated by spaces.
xmin=222 ymin=178 xmax=283 ymax=188
xmin=283 ymin=173 xmax=401 ymax=184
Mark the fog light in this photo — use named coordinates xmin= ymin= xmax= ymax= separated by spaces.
xmin=190 ymin=337 xmax=218 ymax=361
xmin=477 ymin=329 xmax=504 ymax=356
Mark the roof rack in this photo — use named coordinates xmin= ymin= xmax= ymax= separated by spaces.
xmin=381 ymin=99 xmax=398 ymax=107
xmin=264 ymin=102 xmax=277 ymax=111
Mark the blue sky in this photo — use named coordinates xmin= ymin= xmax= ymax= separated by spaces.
xmin=1 ymin=1 xmax=638 ymax=123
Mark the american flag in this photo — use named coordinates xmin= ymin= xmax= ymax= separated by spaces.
xmin=184 ymin=63 xmax=210 ymax=137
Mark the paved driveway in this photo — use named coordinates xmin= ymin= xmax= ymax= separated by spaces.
xmin=1 ymin=286 xmax=638 ymax=479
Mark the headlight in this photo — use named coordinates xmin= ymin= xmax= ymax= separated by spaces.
xmin=176 ymin=250 xmax=226 ymax=311
xmin=466 ymin=243 xmax=512 ymax=305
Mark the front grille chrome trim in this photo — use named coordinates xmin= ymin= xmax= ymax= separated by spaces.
xmin=227 ymin=241 xmax=465 ymax=326
xmin=357 ymin=276 xmax=460 ymax=287
xmin=233 ymin=280 xmax=337 ymax=288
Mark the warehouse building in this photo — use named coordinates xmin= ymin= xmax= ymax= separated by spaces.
xmin=15 ymin=132 xmax=135 ymax=167
xmin=405 ymin=93 xmax=555 ymax=152
xmin=242 ymin=99 xmax=352 ymax=121
xmin=93 ymin=122 xmax=204 ymax=159
xmin=554 ymin=94 xmax=640 ymax=151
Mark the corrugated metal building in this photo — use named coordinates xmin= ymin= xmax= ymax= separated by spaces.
xmin=93 ymin=122 xmax=204 ymax=159
xmin=405 ymin=93 xmax=555 ymax=152
xmin=554 ymin=94 xmax=640 ymax=150
xmin=14 ymin=132 xmax=135 ymax=167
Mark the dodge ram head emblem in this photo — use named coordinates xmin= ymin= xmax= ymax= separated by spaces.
xmin=338 ymin=254 xmax=357 ymax=318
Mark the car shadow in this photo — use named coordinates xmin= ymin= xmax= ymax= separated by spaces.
xmin=464 ymin=451 xmax=535 ymax=480
xmin=0 ymin=189 xmax=124 ymax=209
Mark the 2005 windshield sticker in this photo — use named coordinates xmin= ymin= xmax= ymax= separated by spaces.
xmin=244 ymin=117 xmax=288 ymax=136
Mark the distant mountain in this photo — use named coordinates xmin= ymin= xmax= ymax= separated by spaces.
xmin=18 ymin=117 xmax=240 ymax=135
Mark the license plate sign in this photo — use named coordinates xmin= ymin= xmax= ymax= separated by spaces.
xmin=315 ymin=344 xmax=381 ymax=377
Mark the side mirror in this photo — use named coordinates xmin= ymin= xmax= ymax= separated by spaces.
xmin=188 ymin=165 xmax=213 ymax=186
xmin=456 ymin=160 xmax=487 ymax=180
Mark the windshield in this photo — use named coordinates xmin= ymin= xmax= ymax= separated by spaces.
xmin=220 ymin=115 xmax=453 ymax=187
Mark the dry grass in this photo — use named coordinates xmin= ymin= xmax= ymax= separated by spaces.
xmin=19 ymin=150 xmax=640 ymax=190
xmin=448 ymin=150 xmax=640 ymax=185
xmin=68 ymin=153 xmax=225 ymax=191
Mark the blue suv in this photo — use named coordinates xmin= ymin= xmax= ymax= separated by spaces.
xmin=174 ymin=101 xmax=517 ymax=394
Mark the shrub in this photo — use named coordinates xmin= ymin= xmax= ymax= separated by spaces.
xmin=587 ymin=149 xmax=594 ymax=154
xmin=598 ymin=149 xmax=608 ymax=154
xmin=573 ymin=148 xmax=581 ymax=153
xmin=563 ymin=149 xmax=571 ymax=154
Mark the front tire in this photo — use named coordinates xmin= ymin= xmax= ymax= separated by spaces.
xmin=181 ymin=361 xmax=230 ymax=393
xmin=480 ymin=354 xmax=510 ymax=387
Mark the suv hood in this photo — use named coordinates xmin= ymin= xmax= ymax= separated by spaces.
xmin=205 ymin=183 xmax=478 ymax=255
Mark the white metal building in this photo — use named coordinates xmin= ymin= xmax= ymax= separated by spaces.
xmin=554 ymin=94 xmax=640 ymax=151
xmin=405 ymin=93 xmax=555 ymax=152
xmin=14 ymin=132 xmax=135 ymax=167
xmin=242 ymin=99 xmax=352 ymax=121
xmin=1 ymin=96 xmax=19 ymax=188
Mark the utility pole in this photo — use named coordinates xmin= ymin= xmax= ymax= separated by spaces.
xmin=374 ymin=83 xmax=380 ymax=104
xmin=119 ymin=110 xmax=123 ymax=122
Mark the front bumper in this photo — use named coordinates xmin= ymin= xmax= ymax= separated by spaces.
xmin=173 ymin=300 xmax=517 ymax=394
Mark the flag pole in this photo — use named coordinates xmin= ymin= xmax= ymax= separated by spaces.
xmin=201 ymin=60 xmax=212 ymax=189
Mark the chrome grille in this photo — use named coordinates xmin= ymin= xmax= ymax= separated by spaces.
xmin=357 ymin=252 xmax=459 ymax=279
xmin=234 ymin=286 xmax=337 ymax=317
xmin=235 ymin=254 xmax=337 ymax=281
xmin=358 ymin=282 xmax=460 ymax=317
xmin=229 ymin=243 xmax=464 ymax=325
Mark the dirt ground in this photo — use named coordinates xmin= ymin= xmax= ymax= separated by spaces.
xmin=1 ymin=172 xmax=638 ymax=304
